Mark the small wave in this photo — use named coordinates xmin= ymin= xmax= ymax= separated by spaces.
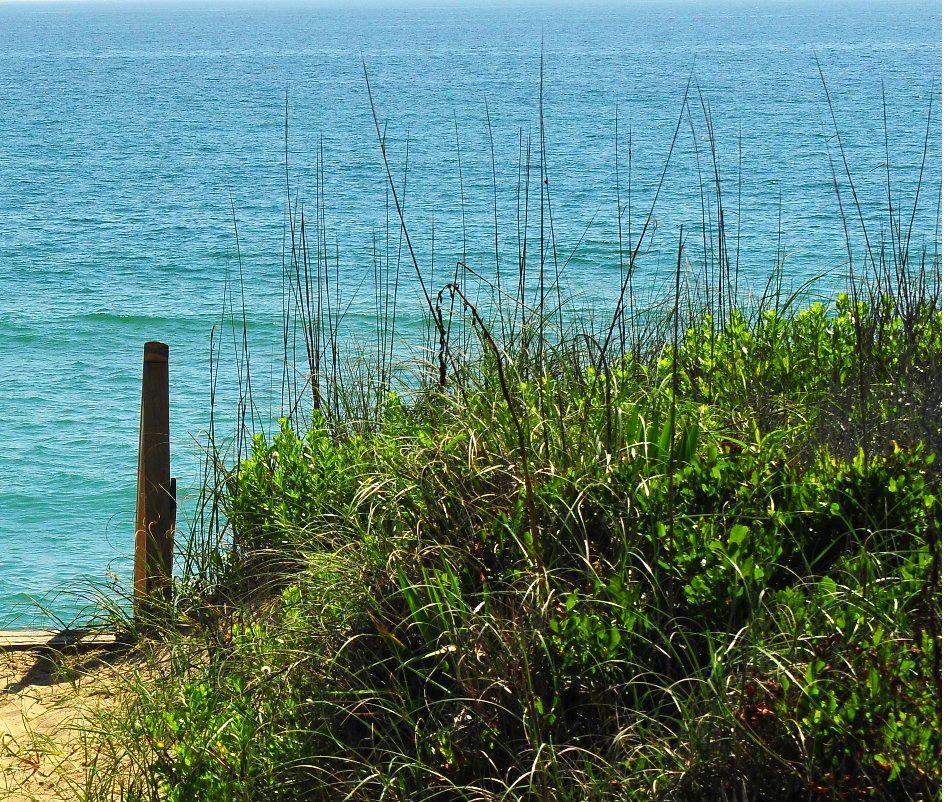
xmin=76 ymin=311 xmax=205 ymax=326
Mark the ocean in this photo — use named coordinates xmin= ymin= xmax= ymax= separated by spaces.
xmin=0 ymin=0 xmax=940 ymax=625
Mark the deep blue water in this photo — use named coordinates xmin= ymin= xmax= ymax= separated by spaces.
xmin=0 ymin=0 xmax=940 ymax=624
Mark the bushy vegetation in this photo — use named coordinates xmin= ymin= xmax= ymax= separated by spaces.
xmin=78 ymin=79 xmax=940 ymax=802
xmin=82 ymin=270 xmax=939 ymax=801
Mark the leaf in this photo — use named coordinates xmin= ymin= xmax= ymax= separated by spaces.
xmin=609 ymin=626 xmax=621 ymax=652
xmin=645 ymin=419 xmax=660 ymax=461
xmin=728 ymin=525 xmax=750 ymax=547
xmin=679 ymin=423 xmax=700 ymax=463
xmin=656 ymin=416 xmax=673 ymax=463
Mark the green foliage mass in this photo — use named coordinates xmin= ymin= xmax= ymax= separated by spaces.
xmin=88 ymin=285 xmax=941 ymax=802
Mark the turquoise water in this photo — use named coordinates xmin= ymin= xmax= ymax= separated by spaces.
xmin=0 ymin=0 xmax=940 ymax=624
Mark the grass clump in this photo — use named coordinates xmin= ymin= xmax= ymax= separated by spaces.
xmin=82 ymin=276 xmax=940 ymax=801
xmin=78 ymin=77 xmax=940 ymax=801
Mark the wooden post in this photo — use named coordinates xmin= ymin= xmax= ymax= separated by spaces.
xmin=133 ymin=341 xmax=175 ymax=619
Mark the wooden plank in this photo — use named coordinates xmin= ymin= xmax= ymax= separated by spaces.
xmin=0 ymin=629 xmax=117 ymax=651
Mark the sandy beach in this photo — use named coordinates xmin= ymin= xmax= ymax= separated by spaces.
xmin=0 ymin=646 xmax=119 ymax=802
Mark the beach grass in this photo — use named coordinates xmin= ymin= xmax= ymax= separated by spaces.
xmin=72 ymin=77 xmax=941 ymax=802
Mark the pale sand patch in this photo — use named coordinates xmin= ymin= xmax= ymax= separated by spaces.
xmin=0 ymin=648 xmax=122 ymax=802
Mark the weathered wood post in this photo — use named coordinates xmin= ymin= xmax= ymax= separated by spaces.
xmin=133 ymin=341 xmax=175 ymax=620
